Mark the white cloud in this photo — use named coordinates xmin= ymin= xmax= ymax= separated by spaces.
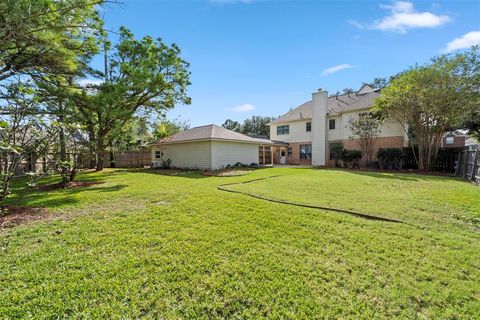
xmin=347 ymin=20 xmax=365 ymax=30
xmin=321 ymin=64 xmax=355 ymax=76
xmin=444 ymin=31 xmax=480 ymax=53
xmin=350 ymin=1 xmax=451 ymax=33
xmin=373 ymin=1 xmax=451 ymax=33
xmin=231 ymin=103 xmax=255 ymax=112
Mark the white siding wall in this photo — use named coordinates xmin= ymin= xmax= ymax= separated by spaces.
xmin=341 ymin=110 xmax=404 ymax=140
xmin=152 ymin=140 xmax=260 ymax=170
xmin=327 ymin=116 xmax=342 ymax=141
xmin=211 ymin=141 xmax=259 ymax=169
xmin=152 ymin=141 xmax=212 ymax=169
xmin=270 ymin=120 xmax=313 ymax=143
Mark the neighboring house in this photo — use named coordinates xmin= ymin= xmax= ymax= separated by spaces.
xmin=269 ymin=85 xmax=409 ymax=166
xmin=150 ymin=124 xmax=279 ymax=170
xmin=442 ymin=131 xmax=479 ymax=148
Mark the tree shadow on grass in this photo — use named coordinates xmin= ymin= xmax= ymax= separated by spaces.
xmin=112 ymin=168 xmax=209 ymax=179
xmin=8 ymin=181 xmax=129 ymax=209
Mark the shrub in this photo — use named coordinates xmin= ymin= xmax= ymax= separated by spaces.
xmin=342 ymin=150 xmax=362 ymax=168
xmin=161 ymin=159 xmax=172 ymax=169
xmin=330 ymin=143 xmax=344 ymax=167
xmin=377 ymin=148 xmax=404 ymax=170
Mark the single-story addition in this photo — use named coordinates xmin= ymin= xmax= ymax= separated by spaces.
xmin=150 ymin=124 xmax=282 ymax=170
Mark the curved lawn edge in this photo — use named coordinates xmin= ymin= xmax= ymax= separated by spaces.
xmin=217 ymin=176 xmax=404 ymax=224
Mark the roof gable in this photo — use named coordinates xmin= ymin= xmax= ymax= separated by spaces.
xmin=152 ymin=124 xmax=273 ymax=145
xmin=270 ymin=88 xmax=380 ymax=124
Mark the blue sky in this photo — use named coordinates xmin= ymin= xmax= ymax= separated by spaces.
xmin=95 ymin=0 xmax=480 ymax=127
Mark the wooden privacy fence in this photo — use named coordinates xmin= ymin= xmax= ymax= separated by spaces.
xmin=455 ymin=144 xmax=479 ymax=184
xmin=107 ymin=150 xmax=151 ymax=168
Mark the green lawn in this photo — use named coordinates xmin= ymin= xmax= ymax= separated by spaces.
xmin=1 ymin=168 xmax=479 ymax=319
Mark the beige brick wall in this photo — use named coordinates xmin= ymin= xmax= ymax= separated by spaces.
xmin=328 ymin=136 xmax=406 ymax=164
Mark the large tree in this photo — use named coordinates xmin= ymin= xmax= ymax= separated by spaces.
xmin=0 ymin=0 xmax=104 ymax=81
xmin=374 ymin=47 xmax=479 ymax=170
xmin=78 ymin=27 xmax=191 ymax=171
xmin=152 ymin=117 xmax=190 ymax=141
xmin=0 ymin=80 xmax=57 ymax=206
xmin=221 ymin=119 xmax=241 ymax=132
xmin=240 ymin=116 xmax=274 ymax=138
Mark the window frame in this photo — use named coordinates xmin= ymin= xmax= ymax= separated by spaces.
xmin=328 ymin=119 xmax=336 ymax=130
xmin=154 ymin=150 xmax=162 ymax=159
xmin=287 ymin=147 xmax=292 ymax=156
xmin=306 ymin=122 xmax=311 ymax=132
xmin=276 ymin=125 xmax=290 ymax=135
xmin=299 ymin=144 xmax=312 ymax=160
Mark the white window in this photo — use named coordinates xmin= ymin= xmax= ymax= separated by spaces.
xmin=446 ymin=137 xmax=454 ymax=145
xmin=155 ymin=151 xmax=162 ymax=159
xmin=277 ymin=125 xmax=289 ymax=135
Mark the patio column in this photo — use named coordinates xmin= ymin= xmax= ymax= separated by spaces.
xmin=262 ymin=146 xmax=266 ymax=165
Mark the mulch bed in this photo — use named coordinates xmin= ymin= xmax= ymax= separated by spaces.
xmin=323 ymin=167 xmax=456 ymax=177
xmin=38 ymin=181 xmax=100 ymax=191
xmin=0 ymin=206 xmax=49 ymax=229
xmin=202 ymin=169 xmax=253 ymax=177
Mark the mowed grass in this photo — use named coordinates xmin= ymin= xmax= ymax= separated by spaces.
xmin=0 ymin=168 xmax=479 ymax=319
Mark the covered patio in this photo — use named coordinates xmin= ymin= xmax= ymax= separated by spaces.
xmin=259 ymin=142 xmax=288 ymax=166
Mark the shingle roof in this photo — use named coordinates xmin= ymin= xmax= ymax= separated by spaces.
xmin=151 ymin=124 xmax=275 ymax=145
xmin=270 ymin=86 xmax=380 ymax=124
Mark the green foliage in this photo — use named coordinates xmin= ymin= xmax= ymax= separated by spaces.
xmin=374 ymin=47 xmax=480 ymax=170
xmin=1 ymin=168 xmax=479 ymax=318
xmin=463 ymin=110 xmax=480 ymax=141
xmin=363 ymin=77 xmax=388 ymax=90
xmin=152 ymin=118 xmax=190 ymax=141
xmin=110 ymin=117 xmax=153 ymax=150
xmin=0 ymin=80 xmax=57 ymax=202
xmin=221 ymin=119 xmax=241 ymax=132
xmin=377 ymin=148 xmax=404 ymax=170
xmin=341 ymin=149 xmax=362 ymax=168
xmin=0 ymin=0 xmax=104 ymax=80
xmin=348 ymin=113 xmax=382 ymax=165
xmin=222 ymin=116 xmax=275 ymax=138
xmin=241 ymin=116 xmax=274 ymax=137
xmin=160 ymin=158 xmax=172 ymax=169
xmin=330 ymin=142 xmax=344 ymax=167
xmin=78 ymin=27 xmax=191 ymax=170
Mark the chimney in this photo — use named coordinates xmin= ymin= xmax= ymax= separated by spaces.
xmin=312 ymin=89 xmax=327 ymax=166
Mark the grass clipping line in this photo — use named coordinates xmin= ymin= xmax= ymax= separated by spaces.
xmin=218 ymin=176 xmax=403 ymax=224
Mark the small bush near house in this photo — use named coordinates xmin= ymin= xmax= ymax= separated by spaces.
xmin=330 ymin=143 xmax=344 ymax=167
xmin=341 ymin=150 xmax=362 ymax=168
xmin=377 ymin=148 xmax=404 ymax=170
xmin=161 ymin=159 xmax=172 ymax=169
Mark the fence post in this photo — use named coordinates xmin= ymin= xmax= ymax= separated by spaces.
xmin=455 ymin=151 xmax=462 ymax=176
xmin=472 ymin=149 xmax=479 ymax=182
xmin=462 ymin=150 xmax=468 ymax=179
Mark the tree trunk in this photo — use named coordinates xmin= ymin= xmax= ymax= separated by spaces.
xmin=58 ymin=113 xmax=69 ymax=186
xmin=96 ymin=134 xmax=105 ymax=171
xmin=87 ymin=126 xmax=97 ymax=169
xmin=109 ymin=140 xmax=115 ymax=168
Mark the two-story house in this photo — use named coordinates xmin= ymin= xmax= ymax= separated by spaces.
xmin=269 ymin=85 xmax=409 ymax=166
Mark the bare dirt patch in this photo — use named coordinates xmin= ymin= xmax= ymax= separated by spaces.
xmin=38 ymin=181 xmax=101 ymax=191
xmin=202 ymin=169 xmax=253 ymax=177
xmin=0 ymin=206 xmax=49 ymax=229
